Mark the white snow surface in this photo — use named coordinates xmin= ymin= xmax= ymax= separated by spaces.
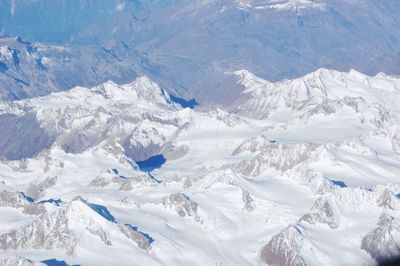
xmin=235 ymin=0 xmax=327 ymax=11
xmin=0 ymin=70 xmax=400 ymax=265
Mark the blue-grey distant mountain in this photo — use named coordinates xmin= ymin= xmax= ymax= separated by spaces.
xmin=0 ymin=0 xmax=146 ymax=43
xmin=0 ymin=36 xmax=144 ymax=99
xmin=1 ymin=0 xmax=400 ymax=103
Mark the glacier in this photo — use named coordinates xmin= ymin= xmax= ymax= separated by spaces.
xmin=0 ymin=69 xmax=400 ymax=265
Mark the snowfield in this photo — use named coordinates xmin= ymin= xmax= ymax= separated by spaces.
xmin=0 ymin=69 xmax=400 ymax=265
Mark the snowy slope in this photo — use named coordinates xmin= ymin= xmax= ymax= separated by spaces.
xmin=235 ymin=0 xmax=327 ymax=11
xmin=0 ymin=72 xmax=399 ymax=265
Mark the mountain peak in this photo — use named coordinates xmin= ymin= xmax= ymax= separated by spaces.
xmin=0 ymin=197 xmax=153 ymax=257
xmin=362 ymin=213 xmax=400 ymax=263
xmin=233 ymin=69 xmax=270 ymax=93
xmin=231 ymin=68 xmax=400 ymax=119
xmin=92 ymin=76 xmax=174 ymax=108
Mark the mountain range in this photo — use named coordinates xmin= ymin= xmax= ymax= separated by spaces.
xmin=1 ymin=1 xmax=400 ymax=265
xmin=1 ymin=0 xmax=400 ymax=103
xmin=0 ymin=69 xmax=400 ymax=265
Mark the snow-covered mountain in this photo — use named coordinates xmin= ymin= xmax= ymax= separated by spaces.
xmin=1 ymin=0 xmax=400 ymax=103
xmin=0 ymin=198 xmax=153 ymax=257
xmin=231 ymin=68 xmax=400 ymax=120
xmin=0 ymin=75 xmax=191 ymax=161
xmin=0 ymin=71 xmax=400 ymax=265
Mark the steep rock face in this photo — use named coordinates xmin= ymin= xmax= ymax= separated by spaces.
xmin=232 ymin=135 xmax=274 ymax=155
xmin=0 ymin=199 xmax=152 ymax=256
xmin=300 ymin=195 xmax=341 ymax=229
xmin=260 ymin=225 xmax=306 ymax=266
xmin=207 ymin=108 xmax=245 ymax=127
xmin=159 ymin=193 xmax=200 ymax=221
xmin=124 ymin=124 xmax=169 ymax=162
xmin=377 ymin=188 xmax=400 ymax=210
xmin=0 ymin=200 xmax=111 ymax=255
xmin=89 ymin=169 xmax=118 ymax=188
xmin=232 ymin=135 xmax=339 ymax=194
xmin=25 ymin=176 xmax=57 ymax=200
xmin=117 ymin=224 xmax=153 ymax=250
xmin=242 ymin=189 xmax=256 ymax=212
xmin=89 ymin=169 xmax=158 ymax=190
xmin=361 ymin=213 xmax=400 ymax=263
xmin=118 ymin=174 xmax=160 ymax=191
xmin=0 ymin=256 xmax=46 ymax=266
xmin=96 ymin=140 xmax=138 ymax=168
xmin=284 ymin=169 xmax=335 ymax=195
xmin=0 ymin=190 xmax=46 ymax=215
xmin=234 ymin=143 xmax=321 ymax=176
